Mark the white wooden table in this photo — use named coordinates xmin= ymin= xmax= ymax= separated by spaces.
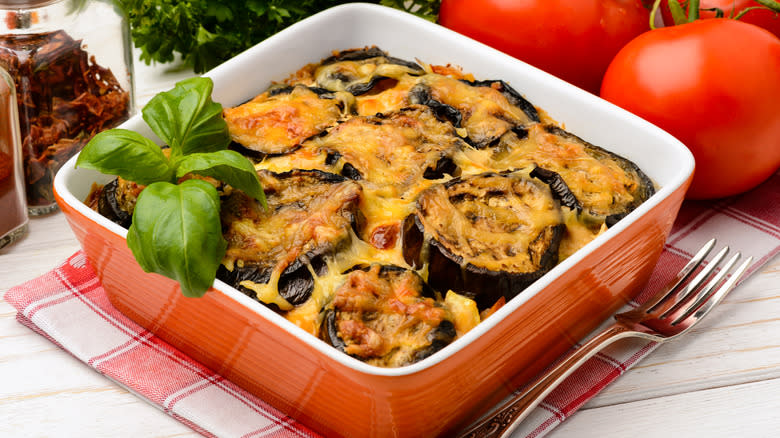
xmin=2 ymin=52 xmax=780 ymax=438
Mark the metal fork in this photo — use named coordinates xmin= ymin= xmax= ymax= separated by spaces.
xmin=458 ymin=238 xmax=753 ymax=438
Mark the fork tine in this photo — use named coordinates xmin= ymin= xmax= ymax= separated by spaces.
xmin=657 ymin=245 xmax=730 ymax=317
xmin=671 ymin=254 xmax=752 ymax=326
xmin=668 ymin=251 xmax=740 ymax=323
xmin=645 ymin=238 xmax=717 ymax=312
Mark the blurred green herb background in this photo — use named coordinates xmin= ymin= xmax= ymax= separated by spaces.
xmin=118 ymin=1 xmax=441 ymax=73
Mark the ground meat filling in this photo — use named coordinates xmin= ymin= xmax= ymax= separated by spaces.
xmin=325 ymin=265 xmax=455 ymax=367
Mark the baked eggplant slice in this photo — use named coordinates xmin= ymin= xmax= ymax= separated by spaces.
xmin=411 ymin=75 xmax=540 ymax=148
xmin=97 ymin=178 xmax=133 ymax=228
xmin=319 ymin=47 xmax=423 ymax=71
xmin=488 ymin=124 xmax=655 ymax=225
xmin=305 ymin=105 xmax=466 ymax=197
xmin=314 ymin=47 xmax=424 ymax=95
xmin=95 ymin=177 xmax=144 ymax=228
xmin=223 ymin=84 xmax=352 ymax=156
xmin=464 ymin=79 xmax=540 ymax=124
xmin=403 ymin=171 xmax=565 ymax=309
xmin=320 ymin=264 xmax=456 ymax=367
xmin=218 ymin=169 xmax=363 ymax=309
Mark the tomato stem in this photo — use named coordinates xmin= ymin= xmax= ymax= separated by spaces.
xmin=752 ymin=0 xmax=780 ymax=12
xmin=688 ymin=0 xmax=700 ymax=21
xmin=652 ymin=0 xmax=780 ymax=28
xmin=701 ymin=7 xmax=725 ymax=18
xmin=650 ymin=0 xmax=662 ymax=29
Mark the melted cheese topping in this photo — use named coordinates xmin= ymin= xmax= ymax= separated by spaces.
xmin=223 ymin=86 xmax=348 ymax=154
xmin=444 ymin=290 xmax=480 ymax=336
xmin=355 ymin=75 xmax=418 ymax=116
xmin=220 ymin=171 xmax=362 ymax=312
xmin=417 ymin=171 xmax=563 ymax=271
xmin=315 ymin=59 xmax=421 ymax=93
xmin=222 ymin=174 xmax=360 ymax=266
xmin=283 ymin=228 xmax=408 ymax=334
xmin=213 ymin=49 xmax=653 ymax=366
xmin=305 ymin=107 xmax=462 ymax=196
xmin=487 ymin=125 xmax=643 ymax=217
xmin=421 ymin=75 xmax=535 ymax=144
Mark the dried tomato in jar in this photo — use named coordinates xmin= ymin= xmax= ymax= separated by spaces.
xmin=0 ymin=0 xmax=134 ymax=215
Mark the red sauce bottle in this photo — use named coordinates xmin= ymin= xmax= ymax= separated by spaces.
xmin=0 ymin=66 xmax=27 ymax=249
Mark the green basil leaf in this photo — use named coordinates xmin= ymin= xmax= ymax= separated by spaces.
xmin=142 ymin=76 xmax=230 ymax=156
xmin=126 ymin=179 xmax=227 ymax=298
xmin=76 ymin=129 xmax=173 ymax=185
xmin=175 ymin=150 xmax=267 ymax=207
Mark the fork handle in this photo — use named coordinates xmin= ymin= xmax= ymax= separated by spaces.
xmin=458 ymin=323 xmax=636 ymax=438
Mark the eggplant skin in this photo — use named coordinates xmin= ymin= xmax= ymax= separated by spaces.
xmin=403 ymin=171 xmax=565 ymax=309
xmin=408 ymin=83 xmax=463 ymax=127
xmin=412 ymin=319 xmax=456 ymax=363
xmin=218 ymin=255 xmax=328 ymax=306
xmin=320 ymin=264 xmax=456 ymax=367
xmin=266 ymin=85 xmax=337 ymax=98
xmin=97 ymin=178 xmax=133 ymax=228
xmin=319 ymin=47 xmax=424 ymax=73
xmin=530 ymin=166 xmax=582 ymax=213
xmin=427 ymin=222 xmax=565 ymax=309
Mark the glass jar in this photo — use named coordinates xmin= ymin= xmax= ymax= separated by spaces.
xmin=0 ymin=66 xmax=28 ymax=249
xmin=0 ymin=0 xmax=135 ymax=215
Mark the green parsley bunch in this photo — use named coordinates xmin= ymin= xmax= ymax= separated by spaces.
xmin=119 ymin=0 xmax=441 ymax=73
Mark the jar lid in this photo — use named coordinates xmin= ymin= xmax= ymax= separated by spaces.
xmin=0 ymin=0 xmax=63 ymax=7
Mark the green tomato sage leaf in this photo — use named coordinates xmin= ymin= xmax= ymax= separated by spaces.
xmin=142 ymin=76 xmax=229 ymax=156
xmin=175 ymin=150 xmax=267 ymax=207
xmin=126 ymin=179 xmax=227 ymax=298
xmin=77 ymin=129 xmax=174 ymax=185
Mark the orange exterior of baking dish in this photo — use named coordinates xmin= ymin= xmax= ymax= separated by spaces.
xmin=54 ymin=175 xmax=688 ymax=438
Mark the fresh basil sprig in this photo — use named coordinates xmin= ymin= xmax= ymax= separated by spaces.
xmin=77 ymin=76 xmax=265 ymax=298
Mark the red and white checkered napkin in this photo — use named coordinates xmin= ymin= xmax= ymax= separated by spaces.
xmin=5 ymin=171 xmax=780 ymax=438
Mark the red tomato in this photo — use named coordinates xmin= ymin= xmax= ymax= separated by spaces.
xmin=600 ymin=19 xmax=780 ymax=199
xmin=660 ymin=0 xmax=780 ymax=38
xmin=438 ymin=0 xmax=651 ymax=94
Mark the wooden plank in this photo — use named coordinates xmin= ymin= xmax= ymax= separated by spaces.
xmin=0 ymin=302 xmax=196 ymax=437
xmin=588 ymin=256 xmax=780 ymax=407
xmin=549 ymin=377 xmax=780 ymax=437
